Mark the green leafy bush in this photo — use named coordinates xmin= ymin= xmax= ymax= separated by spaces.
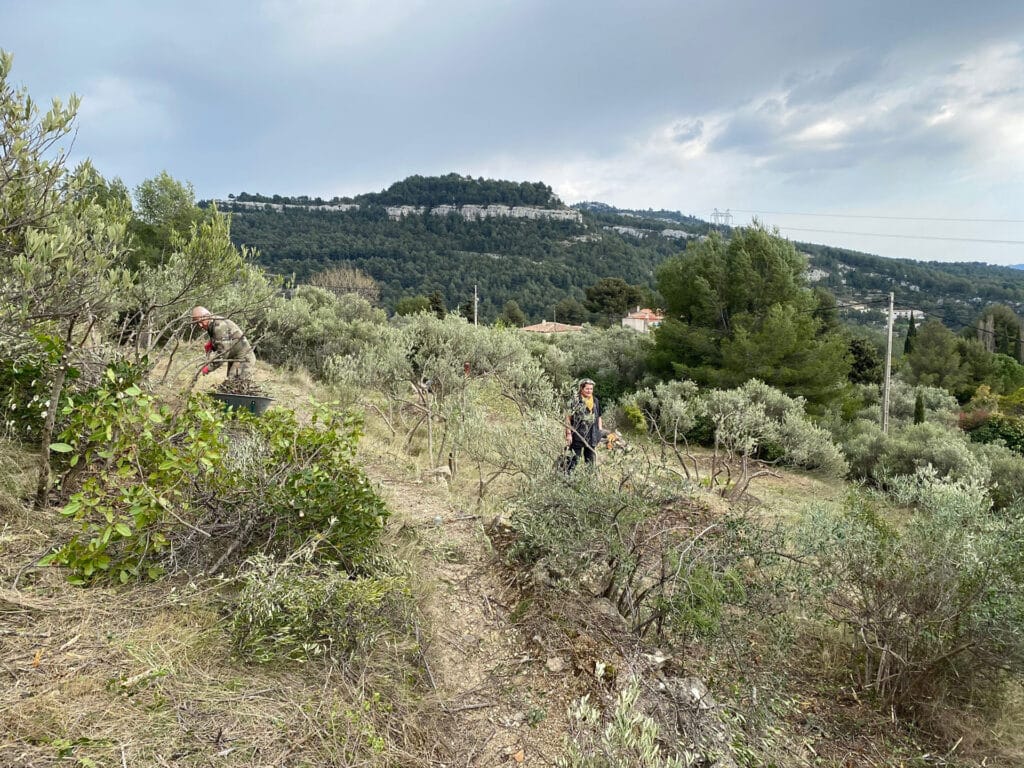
xmin=42 ymin=369 xmax=387 ymax=583
xmin=997 ymin=386 xmax=1024 ymax=416
xmin=42 ymin=370 xmax=221 ymax=583
xmin=968 ymin=440 xmax=1024 ymax=510
xmin=507 ymin=470 xmax=652 ymax=586
xmin=507 ymin=469 xmax=787 ymax=642
xmin=331 ymin=312 xmax=552 ymax=409
xmin=258 ymin=285 xmax=386 ymax=379
xmin=965 ymin=412 xmax=1024 ymax=454
xmin=244 ymin=404 xmax=388 ymax=558
xmin=528 ymin=326 xmax=655 ymax=402
xmin=849 ymin=380 xmax=960 ymax=429
xmin=626 ymin=379 xmax=847 ymax=488
xmin=707 ymin=379 xmax=848 ymax=474
xmin=844 ymin=420 xmax=988 ymax=489
xmin=0 ymin=334 xmax=72 ymax=441
xmin=231 ymin=551 xmax=412 ymax=663
xmin=800 ymin=470 xmax=1024 ymax=711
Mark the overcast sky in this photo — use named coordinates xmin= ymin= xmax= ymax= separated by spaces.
xmin=4 ymin=0 xmax=1024 ymax=264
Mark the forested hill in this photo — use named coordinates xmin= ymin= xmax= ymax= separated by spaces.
xmin=209 ymin=176 xmax=1024 ymax=327
xmin=575 ymin=203 xmax=1024 ymax=329
xmin=216 ymin=176 xmax=684 ymax=321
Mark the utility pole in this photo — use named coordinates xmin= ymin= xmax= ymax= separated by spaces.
xmin=882 ymin=291 xmax=894 ymax=434
xmin=473 ymin=285 xmax=478 ymax=326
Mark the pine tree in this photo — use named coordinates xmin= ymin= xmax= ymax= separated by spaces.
xmin=913 ymin=390 xmax=925 ymax=424
xmin=904 ymin=312 xmax=917 ymax=355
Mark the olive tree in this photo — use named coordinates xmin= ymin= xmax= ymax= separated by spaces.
xmin=0 ymin=52 xmax=134 ymax=506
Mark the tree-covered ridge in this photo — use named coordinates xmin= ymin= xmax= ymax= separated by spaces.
xmin=574 ymin=201 xmax=711 ymax=233
xmin=228 ymin=174 xmax=562 ymax=210
xmin=355 ymin=173 xmax=561 ymax=208
xmin=223 ymin=185 xmax=1024 ymax=332
xmin=227 ymin=205 xmax=679 ymax=321
xmin=801 ymin=242 xmax=1024 ymax=326
xmin=578 ymin=205 xmax=1024 ymax=320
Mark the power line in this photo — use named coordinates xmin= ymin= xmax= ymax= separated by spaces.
xmin=730 ymin=209 xmax=1024 ymax=225
xmin=772 ymin=226 xmax=1024 ymax=246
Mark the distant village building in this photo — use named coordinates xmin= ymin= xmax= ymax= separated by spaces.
xmin=621 ymin=307 xmax=664 ymax=333
xmin=520 ymin=320 xmax=584 ymax=335
xmin=606 ymin=225 xmax=649 ymax=238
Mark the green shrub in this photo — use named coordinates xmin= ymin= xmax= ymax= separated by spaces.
xmin=850 ymin=380 xmax=960 ymax=429
xmin=333 ymin=313 xmax=552 ymax=409
xmin=629 ymin=379 xmax=848 ymax=479
xmin=42 ymin=372 xmax=222 ymax=583
xmin=998 ymin=386 xmax=1024 ymax=416
xmin=800 ymin=470 xmax=1024 ymax=711
xmin=968 ymin=440 xmax=1024 ymax=510
xmin=508 ymin=470 xmax=652 ymax=585
xmin=243 ymin=405 xmax=388 ymax=558
xmin=844 ymin=420 xmax=987 ymax=487
xmin=528 ymin=326 xmax=655 ymax=402
xmin=507 ymin=469 xmax=788 ymax=643
xmin=231 ymin=551 xmax=412 ymax=663
xmin=557 ymin=680 xmax=694 ymax=768
xmin=259 ymin=285 xmax=387 ymax=379
xmin=0 ymin=334 xmax=72 ymax=441
xmin=966 ymin=412 xmax=1024 ymax=454
xmin=42 ymin=370 xmax=388 ymax=583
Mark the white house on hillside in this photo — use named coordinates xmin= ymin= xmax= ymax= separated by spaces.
xmin=622 ymin=307 xmax=664 ymax=333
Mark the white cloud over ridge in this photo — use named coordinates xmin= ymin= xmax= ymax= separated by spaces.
xmin=486 ymin=40 xmax=1024 ymax=262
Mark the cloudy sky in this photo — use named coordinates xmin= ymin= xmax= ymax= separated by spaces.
xmin=4 ymin=0 xmax=1024 ymax=264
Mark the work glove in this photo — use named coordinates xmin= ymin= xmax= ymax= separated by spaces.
xmin=201 ymin=366 xmax=210 ymax=375
xmin=204 ymin=341 xmax=213 ymax=352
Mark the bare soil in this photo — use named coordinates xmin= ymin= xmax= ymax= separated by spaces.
xmin=361 ymin=445 xmax=585 ymax=767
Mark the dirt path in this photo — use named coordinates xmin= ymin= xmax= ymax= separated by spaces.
xmin=364 ymin=455 xmax=575 ymax=767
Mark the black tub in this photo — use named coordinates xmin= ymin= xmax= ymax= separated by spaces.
xmin=210 ymin=392 xmax=274 ymax=415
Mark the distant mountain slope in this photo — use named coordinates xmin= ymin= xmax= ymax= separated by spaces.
xmin=208 ymin=176 xmax=1024 ymax=328
xmin=578 ymin=203 xmax=1024 ymax=329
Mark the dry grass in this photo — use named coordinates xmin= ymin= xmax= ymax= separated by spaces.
xmin=0 ymin=562 xmax=450 ymax=767
xmin=0 ymin=421 xmax=451 ymax=767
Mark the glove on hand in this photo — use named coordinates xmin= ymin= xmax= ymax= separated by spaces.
xmin=201 ymin=365 xmax=210 ymax=375
xmin=204 ymin=341 xmax=213 ymax=352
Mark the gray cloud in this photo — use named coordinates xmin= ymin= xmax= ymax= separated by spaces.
xmin=2 ymin=0 xmax=1024 ymax=262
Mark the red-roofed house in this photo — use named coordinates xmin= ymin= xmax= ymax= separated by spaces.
xmin=621 ymin=307 xmax=664 ymax=333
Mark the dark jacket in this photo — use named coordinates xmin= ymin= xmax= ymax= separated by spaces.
xmin=567 ymin=394 xmax=602 ymax=448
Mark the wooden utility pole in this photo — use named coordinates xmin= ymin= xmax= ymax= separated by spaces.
xmin=882 ymin=291 xmax=894 ymax=434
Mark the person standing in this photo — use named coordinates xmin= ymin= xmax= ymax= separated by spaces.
xmin=565 ymin=378 xmax=602 ymax=472
xmin=191 ymin=306 xmax=256 ymax=380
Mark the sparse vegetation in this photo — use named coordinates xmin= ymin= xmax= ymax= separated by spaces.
xmin=231 ymin=549 xmax=413 ymax=664
xmin=800 ymin=469 xmax=1024 ymax=714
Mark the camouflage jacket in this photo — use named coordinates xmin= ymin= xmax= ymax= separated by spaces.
xmin=206 ymin=317 xmax=254 ymax=371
